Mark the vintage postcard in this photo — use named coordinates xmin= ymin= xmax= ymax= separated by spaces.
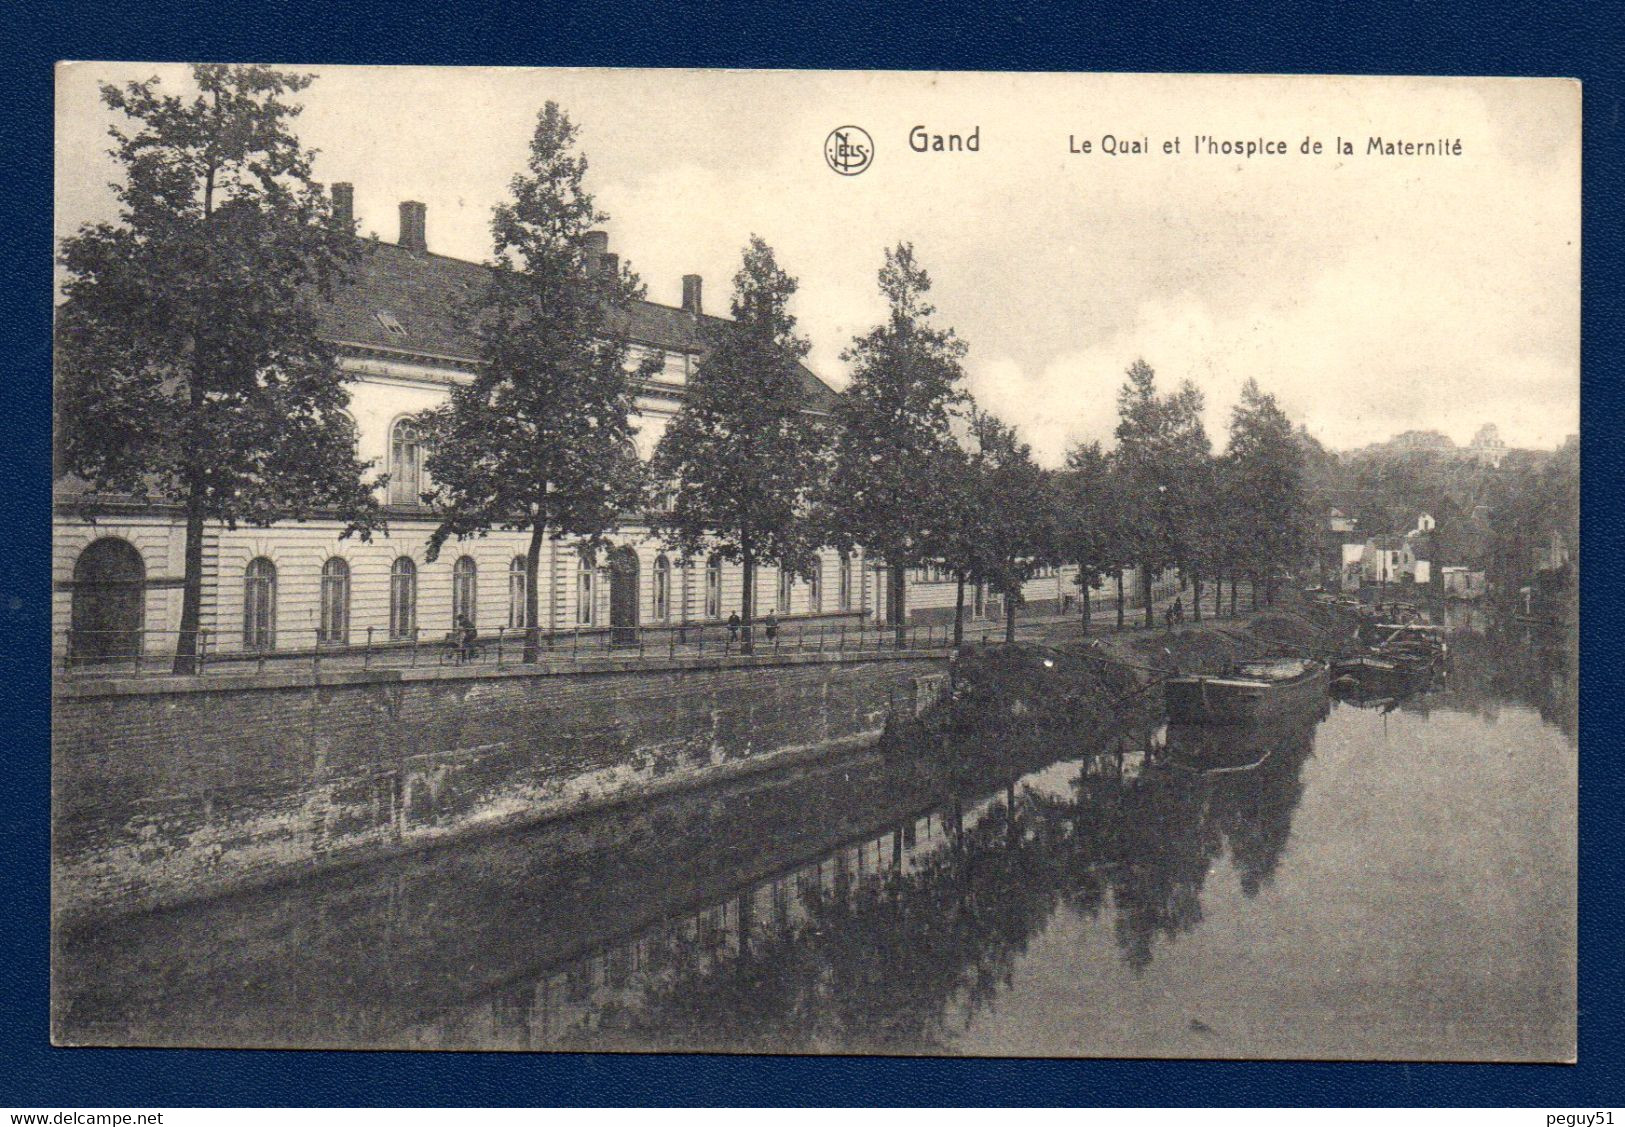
xmin=51 ymin=66 xmax=1577 ymax=1060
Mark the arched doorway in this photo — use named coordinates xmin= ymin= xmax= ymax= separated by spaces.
xmin=71 ymin=538 xmax=145 ymax=664
xmin=608 ymin=547 xmax=640 ymax=646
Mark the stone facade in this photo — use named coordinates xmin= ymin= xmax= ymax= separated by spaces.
xmin=52 ymin=651 xmax=951 ymax=925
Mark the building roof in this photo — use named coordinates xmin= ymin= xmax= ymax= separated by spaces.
xmin=318 ymin=240 xmax=841 ymax=410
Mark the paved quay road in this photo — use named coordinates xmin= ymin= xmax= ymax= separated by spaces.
xmin=57 ymin=580 xmax=1247 ymax=680
xmin=53 ymin=602 xmax=1573 ymax=1059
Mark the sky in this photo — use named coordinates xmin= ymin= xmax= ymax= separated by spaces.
xmin=55 ymin=65 xmax=1580 ymax=466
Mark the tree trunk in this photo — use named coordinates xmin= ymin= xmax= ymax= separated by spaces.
xmin=523 ymin=524 xmax=545 ymax=663
xmin=1005 ymin=591 xmax=1017 ymax=644
xmin=741 ymin=547 xmax=756 ymax=653
xmin=1116 ymin=572 xmax=1125 ymax=631
xmin=1214 ymin=571 xmax=1222 ymax=618
xmin=1143 ymin=564 xmax=1155 ymax=629
xmin=1251 ymin=572 xmax=1259 ymax=610
xmin=1231 ymin=572 xmax=1238 ymax=616
xmin=890 ymin=562 xmax=906 ymax=649
xmin=1192 ymin=571 xmax=1203 ymax=623
xmin=1081 ymin=580 xmax=1090 ymax=636
xmin=172 ymin=484 xmax=207 ymax=675
xmin=953 ymin=572 xmax=966 ymax=648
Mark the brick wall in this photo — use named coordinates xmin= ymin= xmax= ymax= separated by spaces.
xmin=52 ymin=652 xmax=949 ymax=924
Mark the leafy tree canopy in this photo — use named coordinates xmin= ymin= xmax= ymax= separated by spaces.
xmin=422 ymin=101 xmax=654 ymax=563
xmin=824 ymin=242 xmax=968 ymax=568
xmin=652 ymin=236 xmax=826 ymax=584
xmin=56 ymin=64 xmax=379 ymax=532
xmin=55 ymin=64 xmax=381 ymax=670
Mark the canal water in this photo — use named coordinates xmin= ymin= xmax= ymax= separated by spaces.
xmin=54 ymin=618 xmax=1575 ymax=1060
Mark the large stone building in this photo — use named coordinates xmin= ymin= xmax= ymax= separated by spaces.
xmin=56 ymin=192 xmax=1029 ymax=665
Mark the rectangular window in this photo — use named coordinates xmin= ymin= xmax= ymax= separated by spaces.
xmin=390 ymin=561 xmax=417 ymax=640
xmin=705 ymin=560 xmax=722 ymax=619
xmin=508 ymin=560 xmax=529 ymax=630
xmin=243 ymin=560 xmax=276 ymax=652
xmin=319 ymin=560 xmax=350 ymax=645
xmin=577 ymin=565 xmax=595 ymax=626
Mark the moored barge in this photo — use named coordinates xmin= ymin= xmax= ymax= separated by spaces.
xmin=1165 ymin=657 xmax=1329 ymax=725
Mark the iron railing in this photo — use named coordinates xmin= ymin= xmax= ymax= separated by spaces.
xmin=56 ymin=617 xmax=960 ymax=678
xmin=57 ymin=580 xmax=1257 ymax=679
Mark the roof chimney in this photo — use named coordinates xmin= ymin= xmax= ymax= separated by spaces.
xmin=582 ymin=230 xmax=608 ymax=275
xmin=398 ymin=200 xmax=427 ymax=253
xmin=331 ymin=182 xmax=354 ymax=232
xmin=682 ymin=274 xmax=703 ymax=316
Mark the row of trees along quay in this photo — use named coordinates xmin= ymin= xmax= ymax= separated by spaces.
xmin=56 ymin=66 xmax=1310 ymax=672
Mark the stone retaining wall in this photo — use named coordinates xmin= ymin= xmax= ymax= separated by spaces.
xmin=53 ymin=652 xmax=950 ymax=924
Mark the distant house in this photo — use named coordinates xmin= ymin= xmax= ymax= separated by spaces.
xmin=1362 ymin=536 xmax=1413 ymax=585
xmin=1466 ymin=423 xmax=1508 ymax=468
xmin=1442 ymin=566 xmax=1486 ymax=599
xmin=1319 ymin=508 xmax=1360 ymax=587
xmin=1340 ymin=543 xmax=1366 ymax=592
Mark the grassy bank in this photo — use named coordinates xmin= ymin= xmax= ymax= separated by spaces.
xmin=922 ymin=600 xmax=1355 ymax=743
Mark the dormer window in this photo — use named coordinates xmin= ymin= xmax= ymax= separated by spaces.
xmin=375 ymin=310 xmax=408 ymax=338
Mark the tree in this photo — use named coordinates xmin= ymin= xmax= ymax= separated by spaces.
xmin=824 ymin=244 xmax=968 ymax=647
xmin=420 ymin=101 xmax=654 ymax=662
xmin=925 ymin=435 xmax=980 ymax=647
xmin=56 ymin=65 xmax=382 ymax=673
xmin=651 ymin=237 xmax=825 ymax=651
xmin=1054 ymin=440 xmax=1128 ymax=635
xmin=1111 ymin=360 xmax=1211 ymax=627
xmin=963 ymin=410 xmax=1056 ymax=643
xmin=1225 ymin=378 xmax=1308 ymax=605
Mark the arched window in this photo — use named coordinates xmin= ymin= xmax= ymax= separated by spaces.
xmin=389 ymin=418 xmax=425 ymax=506
xmin=653 ymin=555 xmax=671 ymax=621
xmin=319 ymin=558 xmax=350 ymax=645
xmin=777 ymin=568 xmax=793 ymax=615
xmin=705 ymin=554 xmax=723 ymax=619
xmin=452 ymin=556 xmax=477 ymax=629
xmin=390 ymin=557 xmax=417 ymax=639
xmin=839 ymin=552 xmax=853 ymax=611
xmin=243 ymin=557 xmax=276 ymax=652
xmin=70 ymin=537 xmax=145 ymax=663
xmin=577 ymin=550 xmax=596 ymax=626
xmin=508 ymin=557 xmax=529 ymax=630
xmin=807 ymin=559 xmax=822 ymax=614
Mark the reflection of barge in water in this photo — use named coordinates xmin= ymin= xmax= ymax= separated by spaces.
xmin=1164 ymin=658 xmax=1329 ymax=725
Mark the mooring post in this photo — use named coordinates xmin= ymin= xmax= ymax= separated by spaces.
xmin=365 ymin=627 xmax=373 ymax=670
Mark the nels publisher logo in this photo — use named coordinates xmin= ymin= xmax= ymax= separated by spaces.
xmin=824 ymin=125 xmax=873 ymax=175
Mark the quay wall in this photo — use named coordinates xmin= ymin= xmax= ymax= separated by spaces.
xmin=52 ymin=652 xmax=951 ymax=925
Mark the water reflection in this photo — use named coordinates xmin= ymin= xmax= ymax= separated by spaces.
xmin=53 ymin=620 xmax=1573 ymax=1058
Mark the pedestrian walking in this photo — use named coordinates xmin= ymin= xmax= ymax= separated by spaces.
xmin=455 ymin=614 xmax=477 ymax=663
xmin=727 ymin=612 xmax=741 ymax=646
xmin=764 ymin=612 xmax=779 ymax=642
